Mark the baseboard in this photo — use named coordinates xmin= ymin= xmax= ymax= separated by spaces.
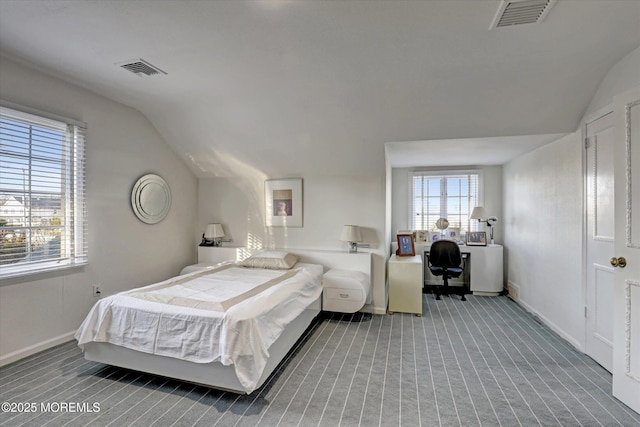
xmin=516 ymin=299 xmax=582 ymax=351
xmin=361 ymin=304 xmax=388 ymax=315
xmin=0 ymin=331 xmax=76 ymax=367
xmin=507 ymin=281 xmax=520 ymax=301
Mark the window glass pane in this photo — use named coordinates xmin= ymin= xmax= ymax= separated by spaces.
xmin=411 ymin=172 xmax=479 ymax=234
xmin=427 ymin=179 xmax=439 ymax=196
xmin=0 ymin=106 xmax=86 ymax=278
xmin=447 ymin=178 xmax=461 ymax=196
xmin=0 ymin=119 xmax=30 ymax=157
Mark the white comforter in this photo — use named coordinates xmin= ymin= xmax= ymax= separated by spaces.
xmin=75 ymin=262 xmax=323 ymax=393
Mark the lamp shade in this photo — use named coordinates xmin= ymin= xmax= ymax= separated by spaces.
xmin=470 ymin=206 xmax=488 ymax=220
xmin=340 ymin=225 xmax=362 ymax=242
xmin=204 ymin=223 xmax=225 ymax=239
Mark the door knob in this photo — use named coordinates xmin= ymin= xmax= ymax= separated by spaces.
xmin=610 ymin=257 xmax=627 ymax=268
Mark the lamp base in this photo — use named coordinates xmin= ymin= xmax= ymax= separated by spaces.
xmin=199 ymin=235 xmax=222 ymax=247
xmin=348 ymin=242 xmax=358 ymax=253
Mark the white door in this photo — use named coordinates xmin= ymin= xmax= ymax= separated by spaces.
xmin=612 ymin=86 xmax=640 ymax=413
xmin=585 ymin=112 xmax=615 ymax=371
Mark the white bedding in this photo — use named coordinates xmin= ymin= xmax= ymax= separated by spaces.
xmin=75 ymin=262 xmax=323 ymax=393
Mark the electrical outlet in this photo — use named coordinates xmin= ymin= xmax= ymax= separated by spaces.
xmin=93 ymin=284 xmax=102 ymax=298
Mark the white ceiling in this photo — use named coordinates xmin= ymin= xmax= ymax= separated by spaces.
xmin=1 ymin=0 xmax=639 ymax=177
xmin=386 ymin=133 xmax=568 ymax=168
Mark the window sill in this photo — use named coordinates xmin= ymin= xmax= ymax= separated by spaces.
xmin=0 ymin=259 xmax=88 ymax=282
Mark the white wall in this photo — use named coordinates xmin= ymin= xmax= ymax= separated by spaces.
xmin=197 ymin=174 xmax=388 ymax=314
xmin=0 ymin=57 xmax=198 ymax=364
xmin=503 ymin=45 xmax=640 ymax=349
xmin=391 ymin=165 xmax=503 ymax=244
xmin=503 ymin=133 xmax=583 ymax=346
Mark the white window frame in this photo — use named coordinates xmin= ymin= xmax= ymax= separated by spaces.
xmin=0 ymin=101 xmax=87 ymax=279
xmin=408 ymin=169 xmax=484 ymax=233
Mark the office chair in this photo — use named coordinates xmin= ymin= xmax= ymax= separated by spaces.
xmin=427 ymin=240 xmax=466 ymax=301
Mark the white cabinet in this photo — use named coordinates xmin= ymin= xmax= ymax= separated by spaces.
xmin=467 ymin=244 xmax=503 ymax=295
xmin=322 ymin=268 xmax=370 ymax=313
xmin=388 ymin=255 xmax=423 ymax=316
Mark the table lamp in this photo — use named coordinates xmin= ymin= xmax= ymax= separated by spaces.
xmin=470 ymin=207 xmax=497 ymax=244
xmin=201 ymin=223 xmax=225 ymax=246
xmin=340 ymin=225 xmax=362 ymax=253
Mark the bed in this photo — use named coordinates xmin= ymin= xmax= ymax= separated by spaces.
xmin=75 ymin=250 xmax=327 ymax=394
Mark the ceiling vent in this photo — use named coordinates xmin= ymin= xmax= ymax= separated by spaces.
xmin=490 ymin=0 xmax=557 ymax=29
xmin=118 ymin=59 xmax=167 ymax=76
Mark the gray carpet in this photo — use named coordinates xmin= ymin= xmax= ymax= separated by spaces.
xmin=1 ymin=295 xmax=639 ymax=426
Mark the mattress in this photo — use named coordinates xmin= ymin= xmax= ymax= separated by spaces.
xmin=75 ymin=262 xmax=323 ymax=392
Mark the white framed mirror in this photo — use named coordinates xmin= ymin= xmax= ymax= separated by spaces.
xmin=131 ymin=174 xmax=171 ymax=224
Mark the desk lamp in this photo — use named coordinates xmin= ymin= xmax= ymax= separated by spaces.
xmin=470 ymin=207 xmax=498 ymax=244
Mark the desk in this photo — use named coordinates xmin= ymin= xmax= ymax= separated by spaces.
xmin=392 ymin=242 xmax=504 ymax=296
xmin=424 ymin=251 xmax=470 ymax=297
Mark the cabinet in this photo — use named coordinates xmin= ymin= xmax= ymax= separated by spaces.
xmin=388 ymin=255 xmax=423 ymax=316
xmin=322 ymin=269 xmax=370 ymax=313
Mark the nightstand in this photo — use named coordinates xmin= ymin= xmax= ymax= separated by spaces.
xmin=322 ymin=269 xmax=370 ymax=313
xmin=388 ymin=255 xmax=423 ymax=316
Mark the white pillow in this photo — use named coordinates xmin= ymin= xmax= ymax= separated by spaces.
xmin=240 ymin=251 xmax=299 ymax=270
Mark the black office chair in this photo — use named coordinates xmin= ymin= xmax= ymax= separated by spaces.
xmin=427 ymin=240 xmax=466 ymax=301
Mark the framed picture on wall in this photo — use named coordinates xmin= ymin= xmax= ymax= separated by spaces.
xmin=396 ymin=233 xmax=416 ymax=256
xmin=265 ymin=178 xmax=303 ymax=227
xmin=466 ymin=231 xmax=487 ymax=246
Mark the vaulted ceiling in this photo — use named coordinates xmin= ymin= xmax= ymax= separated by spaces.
xmin=1 ymin=0 xmax=639 ymax=177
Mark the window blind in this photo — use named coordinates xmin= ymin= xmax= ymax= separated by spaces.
xmin=0 ymin=105 xmax=87 ymax=278
xmin=411 ymin=172 xmax=480 ymax=232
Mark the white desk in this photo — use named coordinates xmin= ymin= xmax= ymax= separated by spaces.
xmin=392 ymin=242 xmax=504 ymax=296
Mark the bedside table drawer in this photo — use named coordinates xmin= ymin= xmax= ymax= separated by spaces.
xmin=325 ymin=288 xmax=364 ymax=302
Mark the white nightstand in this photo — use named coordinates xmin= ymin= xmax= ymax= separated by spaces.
xmin=322 ymin=269 xmax=370 ymax=313
xmin=388 ymin=255 xmax=423 ymax=316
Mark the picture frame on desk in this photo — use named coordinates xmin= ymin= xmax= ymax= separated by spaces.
xmin=428 ymin=231 xmax=441 ymax=243
xmin=446 ymin=228 xmax=460 ymax=242
xmin=467 ymin=231 xmax=487 ymax=246
xmin=396 ymin=234 xmax=416 ymax=256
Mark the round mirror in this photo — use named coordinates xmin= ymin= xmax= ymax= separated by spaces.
xmin=131 ymin=174 xmax=171 ymax=224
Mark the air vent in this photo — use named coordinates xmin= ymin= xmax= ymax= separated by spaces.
xmin=118 ymin=59 xmax=167 ymax=76
xmin=490 ymin=0 xmax=557 ymax=29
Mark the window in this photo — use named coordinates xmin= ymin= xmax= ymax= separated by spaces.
xmin=410 ymin=171 xmax=481 ymax=233
xmin=0 ymin=103 xmax=87 ymax=279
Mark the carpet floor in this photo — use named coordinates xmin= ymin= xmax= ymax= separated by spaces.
xmin=1 ymin=294 xmax=639 ymax=426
